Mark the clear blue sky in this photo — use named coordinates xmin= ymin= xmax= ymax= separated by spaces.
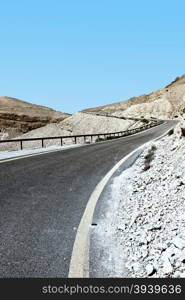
xmin=0 ymin=0 xmax=185 ymax=113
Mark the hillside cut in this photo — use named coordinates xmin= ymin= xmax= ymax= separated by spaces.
xmin=0 ymin=96 xmax=70 ymax=137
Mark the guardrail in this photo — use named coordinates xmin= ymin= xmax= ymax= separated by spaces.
xmin=0 ymin=121 xmax=163 ymax=150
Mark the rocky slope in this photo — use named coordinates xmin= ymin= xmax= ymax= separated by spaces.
xmin=0 ymin=96 xmax=70 ymax=138
xmin=83 ymin=75 xmax=185 ymax=119
xmin=0 ymin=112 xmax=145 ymax=150
xmin=58 ymin=112 xmax=144 ymax=135
xmin=97 ymin=121 xmax=185 ymax=278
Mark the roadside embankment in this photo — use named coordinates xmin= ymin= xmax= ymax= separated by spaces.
xmin=96 ymin=121 xmax=185 ymax=277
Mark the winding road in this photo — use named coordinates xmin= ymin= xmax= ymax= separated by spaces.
xmin=0 ymin=121 xmax=176 ymax=277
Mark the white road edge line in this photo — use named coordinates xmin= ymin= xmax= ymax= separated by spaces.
xmin=68 ymin=123 xmax=174 ymax=278
xmin=0 ymin=122 xmax=166 ymax=164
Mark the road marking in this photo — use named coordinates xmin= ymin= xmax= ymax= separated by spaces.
xmin=68 ymin=123 xmax=176 ymax=278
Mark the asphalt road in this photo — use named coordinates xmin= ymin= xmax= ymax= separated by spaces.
xmin=0 ymin=121 xmax=175 ymax=277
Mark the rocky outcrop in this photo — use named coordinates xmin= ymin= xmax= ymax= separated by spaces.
xmin=0 ymin=96 xmax=70 ymax=137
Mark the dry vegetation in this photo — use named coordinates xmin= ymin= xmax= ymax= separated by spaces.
xmin=143 ymin=145 xmax=157 ymax=172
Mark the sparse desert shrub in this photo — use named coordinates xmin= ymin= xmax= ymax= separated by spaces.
xmin=181 ymin=128 xmax=185 ymax=137
xmin=143 ymin=162 xmax=151 ymax=171
xmin=151 ymin=145 xmax=157 ymax=151
xmin=143 ymin=145 xmax=157 ymax=172
xmin=168 ymin=129 xmax=174 ymax=136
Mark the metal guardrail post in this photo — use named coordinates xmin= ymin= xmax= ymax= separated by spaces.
xmin=0 ymin=120 xmax=163 ymax=149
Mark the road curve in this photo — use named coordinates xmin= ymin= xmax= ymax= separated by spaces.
xmin=0 ymin=121 xmax=176 ymax=277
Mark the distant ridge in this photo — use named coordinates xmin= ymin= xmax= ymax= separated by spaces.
xmin=0 ymin=96 xmax=70 ymax=137
xmin=82 ymin=75 xmax=185 ymax=119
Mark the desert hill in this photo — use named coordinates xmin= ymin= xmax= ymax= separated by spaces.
xmin=0 ymin=96 xmax=70 ymax=137
xmin=82 ymin=75 xmax=185 ymax=119
xmin=0 ymin=112 xmax=145 ymax=151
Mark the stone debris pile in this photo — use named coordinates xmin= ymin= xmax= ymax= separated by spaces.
xmin=113 ymin=123 xmax=185 ymax=277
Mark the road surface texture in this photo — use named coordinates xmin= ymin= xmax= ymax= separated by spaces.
xmin=0 ymin=121 xmax=175 ymax=277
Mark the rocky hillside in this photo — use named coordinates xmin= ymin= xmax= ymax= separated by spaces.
xmin=0 ymin=112 xmax=145 ymax=151
xmin=0 ymin=96 xmax=70 ymax=138
xmin=58 ymin=112 xmax=143 ymax=135
xmin=83 ymin=75 xmax=185 ymax=119
xmin=113 ymin=124 xmax=185 ymax=278
xmin=94 ymin=122 xmax=185 ymax=278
